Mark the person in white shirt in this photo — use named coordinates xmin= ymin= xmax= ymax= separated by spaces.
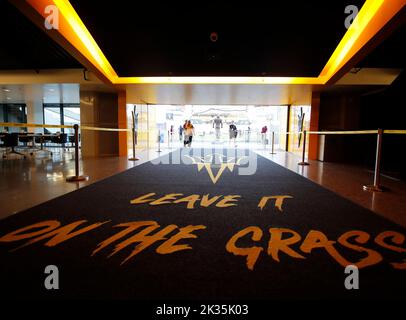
xmin=213 ymin=115 xmax=223 ymax=140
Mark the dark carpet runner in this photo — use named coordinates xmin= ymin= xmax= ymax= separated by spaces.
xmin=0 ymin=148 xmax=405 ymax=299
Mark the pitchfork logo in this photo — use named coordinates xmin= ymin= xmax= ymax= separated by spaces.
xmin=184 ymin=153 xmax=247 ymax=184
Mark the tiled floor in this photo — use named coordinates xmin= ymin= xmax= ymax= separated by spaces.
xmin=1 ymin=144 xmax=406 ymax=228
xmin=0 ymin=148 xmax=172 ymax=218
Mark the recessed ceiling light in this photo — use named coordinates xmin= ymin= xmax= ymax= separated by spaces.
xmin=48 ymin=89 xmax=55 ymax=92
xmin=3 ymin=88 xmax=11 ymax=92
xmin=6 ymin=97 xmax=11 ymax=100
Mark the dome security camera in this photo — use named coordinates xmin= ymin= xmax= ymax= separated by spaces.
xmin=210 ymin=32 xmax=218 ymax=42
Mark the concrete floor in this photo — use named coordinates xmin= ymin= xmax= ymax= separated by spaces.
xmin=1 ymin=144 xmax=406 ymax=228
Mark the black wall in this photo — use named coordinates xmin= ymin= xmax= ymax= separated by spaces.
xmin=359 ymin=72 xmax=406 ymax=179
xmin=319 ymin=71 xmax=406 ymax=180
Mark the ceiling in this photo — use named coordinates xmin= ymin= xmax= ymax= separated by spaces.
xmin=0 ymin=84 xmax=80 ymax=104
xmin=125 ymin=83 xmax=312 ymax=106
xmin=69 ymin=0 xmax=366 ymax=77
xmin=357 ymin=21 xmax=406 ymax=69
xmin=0 ymin=0 xmax=403 ymax=99
xmin=0 ymin=1 xmax=82 ymax=70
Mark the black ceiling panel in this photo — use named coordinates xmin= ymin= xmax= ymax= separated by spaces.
xmin=69 ymin=1 xmax=366 ymax=77
xmin=0 ymin=1 xmax=82 ymax=70
xmin=4 ymin=1 xmax=402 ymax=77
xmin=357 ymin=22 xmax=406 ymax=69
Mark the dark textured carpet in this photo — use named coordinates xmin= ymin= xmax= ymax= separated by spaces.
xmin=0 ymin=148 xmax=405 ymax=300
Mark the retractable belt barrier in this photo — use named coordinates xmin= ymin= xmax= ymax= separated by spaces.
xmin=270 ymin=129 xmax=406 ymax=192
xmin=1 ymin=122 xmax=405 ymax=190
xmin=80 ymin=126 xmax=131 ymax=132
xmin=0 ymin=122 xmax=74 ymax=129
xmin=0 ymin=121 xmax=139 ymax=182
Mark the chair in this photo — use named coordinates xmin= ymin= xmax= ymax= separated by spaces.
xmin=31 ymin=134 xmax=52 ymax=157
xmin=56 ymin=133 xmax=68 ymax=145
xmin=18 ymin=133 xmax=35 ymax=154
xmin=2 ymin=133 xmax=26 ymax=159
xmin=68 ymin=134 xmax=75 ymax=148
xmin=49 ymin=133 xmax=66 ymax=144
xmin=0 ymin=134 xmax=5 ymax=157
xmin=50 ymin=133 xmax=68 ymax=153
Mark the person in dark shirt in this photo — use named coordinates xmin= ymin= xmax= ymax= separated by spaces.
xmin=178 ymin=125 xmax=184 ymax=142
xmin=229 ymin=121 xmax=237 ymax=147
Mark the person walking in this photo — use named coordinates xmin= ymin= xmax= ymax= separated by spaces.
xmin=261 ymin=125 xmax=268 ymax=145
xmin=185 ymin=120 xmax=195 ymax=147
xmin=178 ymin=124 xmax=184 ymax=142
xmin=183 ymin=120 xmax=189 ymax=147
xmin=229 ymin=121 xmax=238 ymax=147
xmin=213 ymin=115 xmax=223 ymax=141
xmin=169 ymin=125 xmax=174 ymax=142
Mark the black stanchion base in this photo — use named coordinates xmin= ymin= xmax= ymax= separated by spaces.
xmin=270 ymin=152 xmax=276 ymax=155
xmin=128 ymin=157 xmax=140 ymax=161
xmin=363 ymin=184 xmax=387 ymax=192
xmin=156 ymin=150 xmax=162 ymax=153
xmin=298 ymin=162 xmax=310 ymax=166
xmin=66 ymin=175 xmax=89 ymax=182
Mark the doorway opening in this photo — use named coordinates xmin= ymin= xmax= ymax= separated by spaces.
xmin=126 ymin=104 xmax=310 ymax=153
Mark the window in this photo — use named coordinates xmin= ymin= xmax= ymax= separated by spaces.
xmin=0 ymin=104 xmax=27 ymax=132
xmin=44 ymin=107 xmax=62 ymax=133
xmin=63 ymin=107 xmax=80 ymax=134
xmin=43 ymin=104 xmax=80 ymax=134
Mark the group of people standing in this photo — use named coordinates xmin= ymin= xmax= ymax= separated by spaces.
xmin=179 ymin=120 xmax=195 ymax=147
xmin=178 ymin=119 xmax=239 ymax=148
xmin=176 ymin=119 xmax=270 ymax=147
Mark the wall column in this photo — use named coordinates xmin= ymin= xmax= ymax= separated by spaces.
xmin=308 ymin=92 xmax=320 ymax=160
xmin=25 ymin=84 xmax=43 ymax=133
xmin=80 ymin=90 xmax=119 ymax=157
xmin=118 ymin=90 xmax=127 ymax=156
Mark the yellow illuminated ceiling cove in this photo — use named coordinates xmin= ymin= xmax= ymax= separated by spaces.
xmin=28 ymin=0 xmax=405 ymax=85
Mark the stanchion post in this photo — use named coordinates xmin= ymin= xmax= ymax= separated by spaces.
xmin=298 ymin=130 xmax=310 ymax=166
xmin=270 ymin=131 xmax=276 ymax=155
xmin=157 ymin=129 xmax=162 ymax=153
xmin=66 ymin=124 xmax=89 ymax=182
xmin=128 ymin=111 xmax=139 ymax=161
xmin=363 ymin=128 xmax=385 ymax=192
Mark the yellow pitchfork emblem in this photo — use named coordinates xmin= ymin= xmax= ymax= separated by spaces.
xmin=184 ymin=153 xmax=247 ymax=184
